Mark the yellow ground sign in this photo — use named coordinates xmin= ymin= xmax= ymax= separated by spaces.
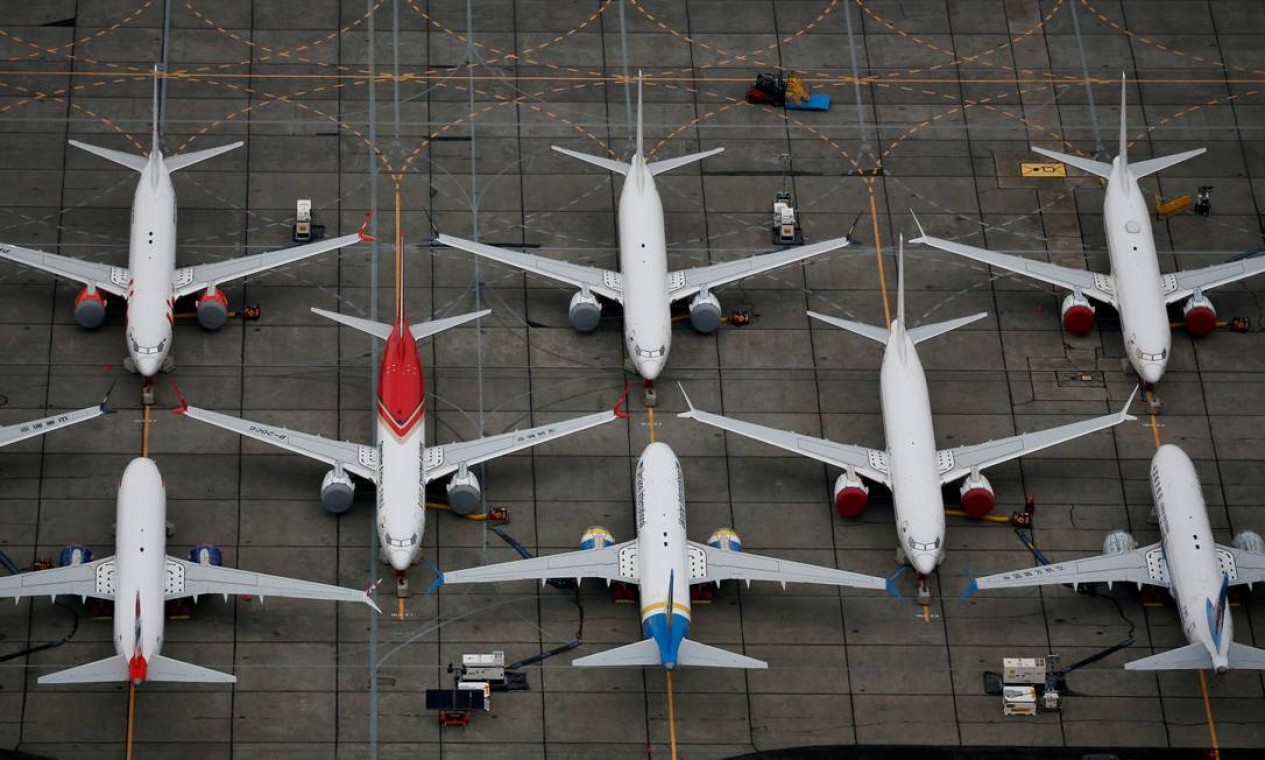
xmin=1021 ymin=162 xmax=1067 ymax=177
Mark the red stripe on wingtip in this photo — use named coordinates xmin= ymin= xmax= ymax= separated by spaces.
xmin=170 ymin=380 xmax=188 ymax=415
xmin=358 ymin=211 xmax=375 ymax=241
xmin=614 ymin=382 xmax=630 ymax=419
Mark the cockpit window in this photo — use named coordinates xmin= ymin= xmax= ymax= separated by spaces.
xmin=908 ymin=536 xmax=941 ymax=552
xmin=385 ymin=533 xmax=418 ymax=548
xmin=635 ymin=344 xmax=665 ymax=359
xmin=1135 ymin=347 xmax=1167 ymax=361
xmin=130 ymin=334 xmax=166 ymax=355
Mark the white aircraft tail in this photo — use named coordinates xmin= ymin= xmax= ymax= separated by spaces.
xmin=1031 ymin=74 xmax=1203 ymax=180
xmin=1226 ymin=642 xmax=1265 ymax=670
xmin=68 ymin=67 xmax=241 ymax=173
xmin=551 ymin=71 xmax=721 ymax=177
xmin=572 ymin=638 xmax=662 ymax=667
xmin=312 ymin=307 xmax=490 ymax=342
xmin=807 ymin=232 xmax=986 ymax=345
xmin=38 ymin=653 xmax=236 ymax=683
xmin=1125 ymin=642 xmax=1213 ymax=671
xmin=676 ymin=639 xmax=767 ymax=669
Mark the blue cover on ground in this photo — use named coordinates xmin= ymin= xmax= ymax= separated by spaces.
xmin=786 ymin=94 xmax=831 ymax=111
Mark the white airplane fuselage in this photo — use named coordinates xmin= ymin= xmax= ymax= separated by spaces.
xmin=1103 ymin=159 xmax=1171 ymax=385
xmin=634 ymin=442 xmax=692 ymax=668
xmin=880 ymin=325 xmax=946 ymax=575
xmin=618 ymin=156 xmax=673 ymax=380
xmin=112 ymin=457 xmax=171 ymax=684
xmin=375 ymin=321 xmax=428 ymax=572
xmin=1151 ymin=444 xmax=1231 ymax=671
xmin=123 ymin=149 xmax=179 ymax=378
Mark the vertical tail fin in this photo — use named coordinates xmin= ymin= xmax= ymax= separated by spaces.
xmin=635 ymin=70 xmax=644 ymax=158
xmin=1118 ymin=72 xmax=1128 ymax=166
xmin=665 ymin=569 xmax=675 ymax=637
xmin=152 ymin=65 xmax=162 ymax=156
xmin=1209 ymin=573 xmax=1231 ymax=651
xmin=895 ymin=234 xmax=906 ymax=328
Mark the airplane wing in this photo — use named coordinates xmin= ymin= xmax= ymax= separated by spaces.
xmin=435 ymin=234 xmax=623 ymax=302
xmin=172 ymin=230 xmax=367 ymax=299
xmin=936 ymin=389 xmax=1136 ymax=484
xmin=969 ymin=543 xmax=1163 ymax=594
xmin=0 ymin=401 xmax=109 ymax=448
xmin=1223 ymin=546 xmax=1265 ymax=588
xmin=689 ymin=542 xmax=889 ymax=592
xmin=678 ymin=390 xmax=889 ymax=485
xmin=910 ymin=228 xmax=1116 ymax=306
xmin=666 ymin=236 xmax=854 ymax=301
xmin=166 ymin=557 xmax=379 ymax=611
xmin=0 ymin=241 xmax=128 ymax=297
xmin=438 ymin=540 xmax=638 ymax=586
xmin=1161 ymin=258 xmax=1265 ymax=304
xmin=177 ymin=403 xmax=377 ymax=481
xmin=0 ymin=558 xmax=113 ymax=602
xmin=423 ymin=408 xmax=620 ymax=483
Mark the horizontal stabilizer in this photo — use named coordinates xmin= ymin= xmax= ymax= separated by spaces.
xmin=1227 ymin=642 xmax=1265 ymax=670
xmin=905 ymin=312 xmax=989 ymax=345
xmin=572 ymin=638 xmax=661 ymax=667
xmin=551 ymin=146 xmax=631 ymax=176
xmin=676 ymin=639 xmax=767 ymax=669
xmin=807 ymin=311 xmax=889 ymax=344
xmin=411 ymin=309 xmax=492 ymax=341
xmin=67 ymin=140 xmax=148 ymax=172
xmin=311 ymin=307 xmax=392 ymax=340
xmin=646 ymin=147 xmax=724 ymax=176
xmin=1030 ymin=147 xmax=1113 ymax=179
xmin=1124 ymin=642 xmax=1211 ymax=671
xmin=38 ymin=654 xmax=129 ymax=684
xmin=164 ymin=141 xmax=244 ymax=173
xmin=1128 ymin=148 xmax=1207 ymax=180
xmin=146 ymin=654 xmax=236 ymax=682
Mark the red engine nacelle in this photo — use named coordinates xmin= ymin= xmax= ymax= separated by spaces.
xmin=832 ymin=472 xmax=869 ymax=518
xmin=1182 ymin=293 xmax=1217 ymax=337
xmin=196 ymin=288 xmax=229 ymax=330
xmin=958 ymin=472 xmax=996 ymax=518
xmin=1060 ymin=292 xmax=1096 ymax=335
xmin=73 ymin=287 xmax=107 ymax=329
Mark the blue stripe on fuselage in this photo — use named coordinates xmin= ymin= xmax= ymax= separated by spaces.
xmin=642 ymin=612 xmax=690 ymax=668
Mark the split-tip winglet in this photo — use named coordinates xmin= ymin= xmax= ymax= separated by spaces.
xmin=884 ymin=570 xmax=905 ymax=600
xmin=614 ymin=382 xmax=631 ymax=420
xmin=169 ymin=379 xmax=189 ymax=416
xmin=424 ymin=564 xmax=445 ymax=595
xmin=675 ymin=382 xmax=697 ymax=418
xmin=364 ymin=579 xmax=384 ymax=614
xmin=1122 ymin=384 xmax=1140 ymax=421
xmin=961 ymin=578 xmax=980 ymax=600
xmin=908 ymin=209 xmax=928 ymax=243
xmin=99 ymin=380 xmax=117 ymax=414
xmin=358 ymin=211 xmax=375 ymax=242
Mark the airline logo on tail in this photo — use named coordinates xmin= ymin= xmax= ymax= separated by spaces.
xmin=1207 ymin=573 xmax=1231 ymax=651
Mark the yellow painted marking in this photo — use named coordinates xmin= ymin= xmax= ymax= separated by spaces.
xmin=141 ymin=404 xmax=151 ymax=458
xmin=125 ymin=683 xmax=136 ymax=759
xmin=1198 ymin=669 xmax=1222 ymax=759
xmin=1021 ymin=162 xmax=1066 ymax=177
xmin=647 ymin=405 xmax=656 ymax=444
xmin=640 ymin=601 xmax=690 ymax=617
xmin=665 ymin=669 xmax=679 ymax=760
xmin=397 ymin=597 xmax=405 ymax=622
xmin=868 ymin=192 xmax=891 ymax=327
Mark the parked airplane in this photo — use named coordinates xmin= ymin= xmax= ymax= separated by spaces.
xmin=176 ymin=223 xmax=623 ymax=575
xmin=0 ymin=457 xmax=377 ymax=685
xmin=0 ymin=395 xmax=110 ymax=448
xmin=967 ymin=444 xmax=1265 ymax=673
xmin=0 ymin=68 xmax=369 ymax=382
xmin=432 ymin=441 xmax=893 ymax=669
xmin=679 ymin=237 xmax=1136 ymax=600
xmin=436 ymin=73 xmax=855 ymax=383
xmin=911 ymin=75 xmax=1265 ymax=386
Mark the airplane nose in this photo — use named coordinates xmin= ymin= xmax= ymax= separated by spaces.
xmin=135 ymin=356 xmax=161 ymax=378
xmin=638 ymin=358 xmax=662 ymax=381
xmin=911 ymin=554 xmax=938 ymax=576
xmin=1138 ymin=362 xmax=1164 ymax=386
xmin=389 ymin=549 xmax=414 ymax=572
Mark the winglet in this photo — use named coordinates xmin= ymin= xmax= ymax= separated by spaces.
xmin=884 ymin=568 xmax=906 ymax=599
xmin=961 ymin=578 xmax=979 ymax=600
xmin=1122 ymin=385 xmax=1140 ymax=422
xmin=169 ymin=380 xmax=189 ymax=416
xmin=909 ymin=209 xmax=928 ymax=242
xmin=424 ymin=562 xmax=445 ymax=595
xmin=364 ymin=578 xmax=384 ymax=614
xmin=99 ymin=381 xmax=116 ymax=414
xmin=676 ymin=382 xmax=697 ymax=419
xmin=614 ymin=382 xmax=630 ymax=420
xmin=358 ymin=211 xmax=375 ymax=242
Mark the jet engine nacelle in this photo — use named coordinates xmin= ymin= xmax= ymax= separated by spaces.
xmin=446 ymin=467 xmax=483 ymax=516
xmin=688 ymin=290 xmax=723 ymax=334
xmin=707 ymin=528 xmax=743 ymax=552
xmin=189 ymin=543 xmax=223 ymax=566
xmin=958 ymin=472 xmax=996 ymax=518
xmin=73 ymin=287 xmax=107 ymax=329
xmin=1061 ymin=292 xmax=1096 ymax=335
xmin=196 ymin=288 xmax=230 ymax=331
xmin=320 ymin=468 xmax=356 ymax=514
xmin=1233 ymin=529 xmax=1265 ymax=555
xmin=832 ymin=472 xmax=869 ymax=518
xmin=580 ymin=526 xmax=615 ymax=551
xmin=1182 ymin=292 xmax=1217 ymax=337
xmin=568 ymin=289 xmax=602 ymax=333
xmin=1102 ymin=529 xmax=1138 ymax=556
xmin=58 ymin=543 xmax=93 ymax=567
